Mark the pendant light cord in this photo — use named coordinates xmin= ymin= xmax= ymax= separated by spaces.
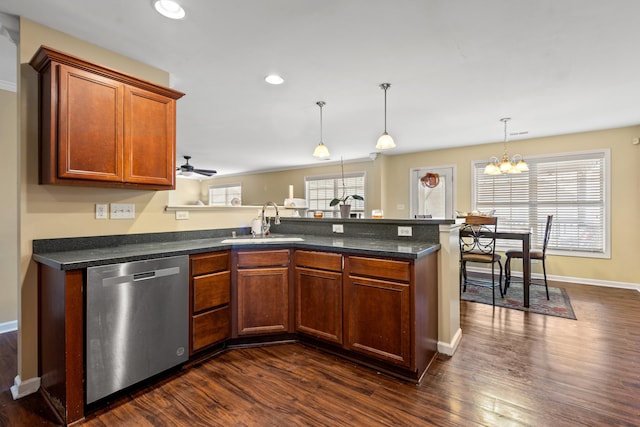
xmin=384 ymin=86 xmax=387 ymax=132
xmin=380 ymin=83 xmax=391 ymax=133
xmin=320 ymin=103 xmax=323 ymax=142
xmin=317 ymin=101 xmax=326 ymax=143
xmin=501 ymin=117 xmax=510 ymax=155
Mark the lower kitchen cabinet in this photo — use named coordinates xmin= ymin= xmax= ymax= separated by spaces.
xmin=294 ymin=250 xmax=343 ymax=344
xmin=190 ymin=251 xmax=230 ymax=353
xmin=343 ymin=254 xmax=439 ymax=378
xmin=344 ymin=274 xmax=411 ymax=366
xmin=192 ymin=306 xmax=230 ymax=351
xmin=234 ymin=250 xmax=292 ymax=336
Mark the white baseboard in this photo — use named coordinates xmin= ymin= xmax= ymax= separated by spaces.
xmin=10 ymin=375 xmax=41 ymax=400
xmin=0 ymin=320 xmax=18 ymax=334
xmin=466 ymin=266 xmax=640 ymax=292
xmin=438 ymin=327 xmax=462 ymax=356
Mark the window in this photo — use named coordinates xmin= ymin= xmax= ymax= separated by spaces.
xmin=305 ymin=172 xmax=365 ymax=217
xmin=208 ymin=183 xmax=242 ymax=206
xmin=472 ymin=150 xmax=609 ymax=257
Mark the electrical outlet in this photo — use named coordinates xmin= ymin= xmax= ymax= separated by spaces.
xmin=175 ymin=211 xmax=189 ymax=220
xmin=332 ymin=224 xmax=344 ymax=233
xmin=95 ymin=204 xmax=108 ymax=219
xmin=398 ymin=226 xmax=412 ymax=237
xmin=397 ymin=204 xmax=405 ymax=210
xmin=110 ymin=203 xmax=135 ymax=219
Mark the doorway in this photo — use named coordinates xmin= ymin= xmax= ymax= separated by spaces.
xmin=409 ymin=165 xmax=455 ymax=219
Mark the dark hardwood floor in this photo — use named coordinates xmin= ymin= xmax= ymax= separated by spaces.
xmin=1 ymin=281 xmax=639 ymax=426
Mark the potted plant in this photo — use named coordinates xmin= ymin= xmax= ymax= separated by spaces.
xmin=329 ymin=157 xmax=364 ymax=218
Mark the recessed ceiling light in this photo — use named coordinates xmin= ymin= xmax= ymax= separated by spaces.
xmin=153 ymin=0 xmax=186 ymax=20
xmin=265 ymin=74 xmax=284 ymax=85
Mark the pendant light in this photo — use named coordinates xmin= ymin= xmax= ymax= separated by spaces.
xmin=376 ymin=83 xmax=396 ymax=150
xmin=484 ymin=118 xmax=529 ymax=175
xmin=312 ymin=101 xmax=330 ymax=158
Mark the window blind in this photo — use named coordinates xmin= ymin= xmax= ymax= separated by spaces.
xmin=208 ymin=183 xmax=242 ymax=206
xmin=306 ymin=172 xmax=365 ymax=216
xmin=472 ymin=150 xmax=608 ymax=256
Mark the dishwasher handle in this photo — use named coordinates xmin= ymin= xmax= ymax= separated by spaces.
xmin=102 ymin=266 xmax=182 ymax=286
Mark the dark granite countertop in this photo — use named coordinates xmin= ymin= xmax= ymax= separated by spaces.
xmin=33 ymin=233 xmax=440 ymax=271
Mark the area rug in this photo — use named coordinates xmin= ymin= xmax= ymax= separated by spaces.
xmin=461 ymin=281 xmax=577 ymax=319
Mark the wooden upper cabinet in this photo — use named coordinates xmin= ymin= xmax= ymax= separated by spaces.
xmin=124 ymin=85 xmax=176 ymax=186
xmin=57 ymin=64 xmax=124 ymax=182
xmin=30 ymin=46 xmax=185 ymax=190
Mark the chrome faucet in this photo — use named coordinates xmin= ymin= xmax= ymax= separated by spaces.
xmin=260 ymin=201 xmax=280 ymax=237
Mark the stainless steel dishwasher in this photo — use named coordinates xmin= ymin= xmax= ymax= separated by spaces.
xmin=86 ymin=255 xmax=189 ymax=404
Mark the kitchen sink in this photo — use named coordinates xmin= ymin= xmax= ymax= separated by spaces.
xmin=221 ymin=237 xmax=304 ymax=244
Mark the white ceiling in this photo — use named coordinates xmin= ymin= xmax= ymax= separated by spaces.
xmin=2 ymin=0 xmax=640 ymax=176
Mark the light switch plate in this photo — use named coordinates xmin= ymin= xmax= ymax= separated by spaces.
xmin=95 ymin=204 xmax=108 ymax=219
xmin=175 ymin=211 xmax=189 ymax=220
xmin=110 ymin=203 xmax=135 ymax=219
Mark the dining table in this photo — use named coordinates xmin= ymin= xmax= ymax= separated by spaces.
xmin=493 ymin=230 xmax=531 ymax=307
xmin=460 ymin=226 xmax=532 ymax=307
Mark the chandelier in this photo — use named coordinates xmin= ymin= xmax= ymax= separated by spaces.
xmin=484 ymin=118 xmax=529 ymax=175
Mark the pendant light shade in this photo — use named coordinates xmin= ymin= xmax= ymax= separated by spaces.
xmin=313 ymin=101 xmax=330 ymax=159
xmin=376 ymin=83 xmax=396 ymax=150
xmin=484 ymin=118 xmax=528 ymax=175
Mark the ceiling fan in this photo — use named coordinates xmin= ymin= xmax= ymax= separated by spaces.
xmin=177 ymin=155 xmax=217 ymax=177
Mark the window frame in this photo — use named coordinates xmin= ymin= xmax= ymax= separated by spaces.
xmin=207 ymin=182 xmax=242 ymax=206
xmin=471 ymin=149 xmax=610 ymax=259
xmin=305 ymin=171 xmax=366 ymax=217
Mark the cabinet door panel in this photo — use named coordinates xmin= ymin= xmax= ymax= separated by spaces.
xmin=57 ymin=64 xmax=123 ymax=181
xmin=192 ymin=306 xmax=230 ymax=352
xmin=237 ymin=250 xmax=289 ymax=268
xmin=191 ymin=252 xmax=229 ymax=276
xmin=295 ymin=267 xmax=342 ymax=344
xmin=193 ymin=271 xmax=230 ymax=313
xmin=345 ymin=275 xmax=411 ymax=367
xmin=237 ymin=267 xmax=289 ymax=335
xmin=348 ymin=256 xmax=411 ymax=282
xmin=294 ymin=250 xmax=342 ymax=272
xmin=123 ymin=86 xmax=176 ymax=186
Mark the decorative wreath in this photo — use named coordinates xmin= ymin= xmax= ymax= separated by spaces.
xmin=420 ymin=172 xmax=440 ymax=188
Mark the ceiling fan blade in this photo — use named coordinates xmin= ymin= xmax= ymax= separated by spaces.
xmin=193 ymin=168 xmax=217 ymax=176
xmin=177 ymin=156 xmax=215 ymax=176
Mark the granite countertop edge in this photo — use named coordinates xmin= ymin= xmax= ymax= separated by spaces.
xmin=33 ymin=234 xmax=441 ymax=271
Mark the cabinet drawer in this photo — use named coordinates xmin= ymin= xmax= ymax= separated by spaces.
xmin=237 ymin=250 xmax=289 ymax=268
xmin=192 ymin=306 xmax=230 ymax=352
xmin=193 ymin=271 xmax=230 ymax=313
xmin=348 ymin=256 xmax=411 ymax=282
xmin=294 ymin=250 xmax=342 ymax=272
xmin=191 ymin=251 xmax=229 ymax=276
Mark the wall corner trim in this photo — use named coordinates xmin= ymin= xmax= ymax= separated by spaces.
xmin=437 ymin=327 xmax=462 ymax=356
xmin=0 ymin=320 xmax=18 ymax=334
xmin=10 ymin=375 xmax=41 ymax=400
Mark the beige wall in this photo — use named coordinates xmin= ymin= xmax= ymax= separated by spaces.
xmin=383 ymin=126 xmax=640 ymax=285
xmin=1 ymin=88 xmax=18 ymax=326
xmin=202 ymin=158 xmax=382 ymax=211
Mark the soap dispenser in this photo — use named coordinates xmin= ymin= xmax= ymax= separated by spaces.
xmin=251 ymin=214 xmax=262 ymax=236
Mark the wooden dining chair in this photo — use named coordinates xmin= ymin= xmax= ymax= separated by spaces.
xmin=504 ymin=215 xmax=553 ymax=300
xmin=459 ymin=216 xmax=503 ymax=306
